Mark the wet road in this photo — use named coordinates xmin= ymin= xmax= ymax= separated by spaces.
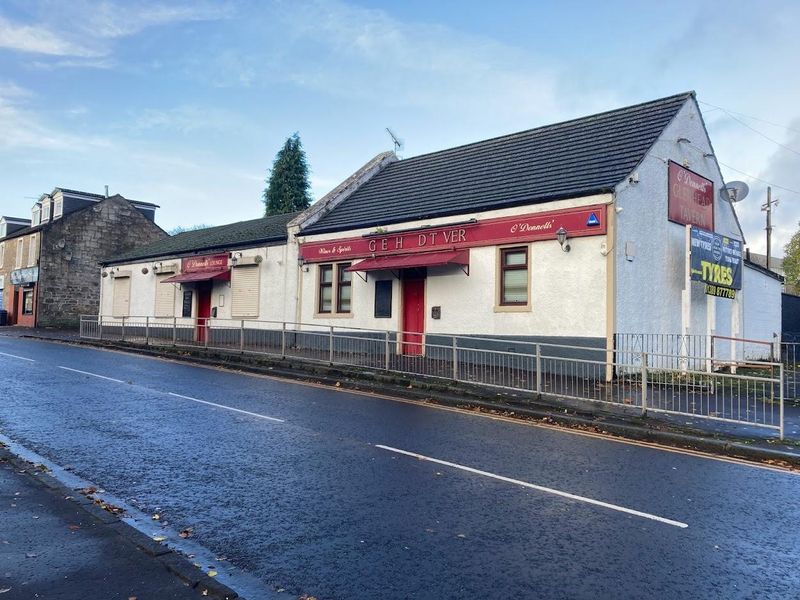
xmin=1 ymin=336 xmax=799 ymax=599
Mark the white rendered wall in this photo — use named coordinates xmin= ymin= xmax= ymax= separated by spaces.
xmin=614 ymin=98 xmax=744 ymax=353
xmin=297 ymin=195 xmax=609 ymax=339
xmin=742 ymin=265 xmax=782 ymax=360
xmin=99 ymin=242 xmax=296 ymax=326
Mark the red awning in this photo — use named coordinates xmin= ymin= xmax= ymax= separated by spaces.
xmin=160 ymin=269 xmax=231 ymax=284
xmin=346 ymin=249 xmax=469 ymax=272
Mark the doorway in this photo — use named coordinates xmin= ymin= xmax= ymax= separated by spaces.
xmin=196 ymin=282 xmax=212 ymax=342
xmin=401 ymin=276 xmax=425 ymax=355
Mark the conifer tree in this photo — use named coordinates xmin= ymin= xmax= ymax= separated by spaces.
xmin=263 ymin=133 xmax=312 ymax=216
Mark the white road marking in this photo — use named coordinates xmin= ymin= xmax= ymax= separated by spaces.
xmin=58 ymin=366 xmax=125 ymax=383
xmin=375 ymin=444 xmax=689 ymax=529
xmin=168 ymin=392 xmax=285 ymax=423
xmin=0 ymin=351 xmax=35 ymax=362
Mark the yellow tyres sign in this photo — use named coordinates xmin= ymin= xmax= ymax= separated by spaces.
xmin=689 ymin=227 xmax=742 ymax=294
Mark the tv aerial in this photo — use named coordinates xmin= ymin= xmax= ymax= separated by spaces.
xmin=385 ymin=127 xmax=404 ymax=154
xmin=719 ymin=181 xmax=750 ymax=203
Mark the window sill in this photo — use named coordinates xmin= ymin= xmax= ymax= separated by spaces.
xmin=313 ymin=312 xmax=354 ymax=319
xmin=493 ymin=304 xmax=532 ymax=313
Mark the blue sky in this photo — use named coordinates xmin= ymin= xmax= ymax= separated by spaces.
xmin=1 ymin=0 xmax=798 ymax=254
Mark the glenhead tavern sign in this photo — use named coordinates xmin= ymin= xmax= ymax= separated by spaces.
xmin=299 ymin=205 xmax=607 ymax=263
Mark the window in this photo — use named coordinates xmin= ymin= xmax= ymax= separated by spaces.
xmin=31 ymin=208 xmax=40 ymax=226
xmin=53 ymin=199 xmax=63 ymax=219
xmin=0 ymin=242 xmax=4 ymax=266
xmin=374 ymin=280 xmax=392 ymax=318
xmin=317 ymin=263 xmax=352 ymax=315
xmin=231 ymin=265 xmax=260 ymax=318
xmin=23 ymin=290 xmax=34 ymax=314
xmin=499 ymin=247 xmax=529 ymax=306
xmin=41 ymin=202 xmax=50 ymax=223
xmin=15 ymin=239 xmax=24 ymax=269
xmin=337 ymin=263 xmax=352 ymax=313
xmin=112 ymin=276 xmax=131 ymax=317
xmin=154 ymin=274 xmax=176 ymax=317
xmin=28 ymin=235 xmax=38 ymax=267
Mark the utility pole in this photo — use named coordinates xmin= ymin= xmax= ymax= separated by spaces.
xmin=761 ymin=186 xmax=778 ymax=271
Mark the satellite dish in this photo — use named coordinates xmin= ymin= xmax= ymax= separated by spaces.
xmin=720 ymin=181 xmax=750 ymax=203
xmin=385 ymin=127 xmax=404 ymax=153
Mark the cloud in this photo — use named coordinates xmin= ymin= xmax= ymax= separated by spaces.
xmin=0 ymin=15 xmax=99 ymax=56
xmin=0 ymin=2 xmax=231 ymax=63
xmin=0 ymin=82 xmax=110 ymax=150
xmin=127 ymin=105 xmax=247 ymax=134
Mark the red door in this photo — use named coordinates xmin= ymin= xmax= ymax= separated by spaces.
xmin=402 ymin=278 xmax=425 ymax=355
xmin=196 ymin=283 xmax=212 ymax=342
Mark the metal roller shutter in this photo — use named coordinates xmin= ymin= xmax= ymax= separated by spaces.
xmin=112 ymin=276 xmax=131 ymax=317
xmin=154 ymin=274 xmax=175 ymax=317
xmin=231 ymin=265 xmax=260 ymax=318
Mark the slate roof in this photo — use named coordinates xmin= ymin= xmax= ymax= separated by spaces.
xmin=103 ymin=211 xmax=299 ymax=265
xmin=303 ymin=92 xmax=693 ymax=235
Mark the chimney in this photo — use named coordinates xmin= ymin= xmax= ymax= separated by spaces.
xmin=105 ymin=185 xmax=109 ymax=198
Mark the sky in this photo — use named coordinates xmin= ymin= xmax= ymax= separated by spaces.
xmin=0 ymin=0 xmax=798 ymax=255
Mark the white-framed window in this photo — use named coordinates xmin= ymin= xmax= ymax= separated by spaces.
xmin=154 ymin=274 xmax=176 ymax=317
xmin=0 ymin=242 xmax=4 ymax=267
xmin=53 ymin=198 xmax=63 ymax=219
xmin=231 ymin=265 xmax=260 ymax=318
xmin=31 ymin=207 xmax=41 ymax=226
xmin=112 ymin=275 xmax=131 ymax=317
xmin=15 ymin=239 xmax=24 ymax=269
xmin=316 ymin=262 xmax=352 ymax=315
xmin=41 ymin=201 xmax=51 ymax=223
xmin=28 ymin=235 xmax=38 ymax=267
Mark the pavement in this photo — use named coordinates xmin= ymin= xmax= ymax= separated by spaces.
xmin=1 ymin=335 xmax=800 ymax=599
xmin=0 ymin=446 xmax=237 ymax=600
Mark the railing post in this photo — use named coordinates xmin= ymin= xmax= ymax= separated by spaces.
xmin=780 ymin=363 xmax=785 ymax=440
xmin=121 ymin=316 xmax=126 ymax=342
xmin=641 ymin=351 xmax=648 ymax=416
xmin=281 ymin=321 xmax=286 ymax=357
xmin=329 ymin=325 xmax=334 ymax=364
xmin=452 ymin=337 xmax=458 ymax=381
xmin=145 ymin=316 xmax=150 ymax=346
xmin=98 ymin=315 xmax=103 ymax=340
xmin=172 ymin=316 xmax=177 ymax=346
xmin=204 ymin=318 xmax=209 ymax=349
xmin=240 ymin=319 xmax=245 ymax=353
xmin=384 ymin=330 xmax=390 ymax=370
xmin=535 ymin=343 xmax=542 ymax=394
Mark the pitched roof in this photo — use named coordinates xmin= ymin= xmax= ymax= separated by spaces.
xmin=302 ymin=92 xmax=693 ymax=235
xmin=103 ymin=211 xmax=299 ymax=264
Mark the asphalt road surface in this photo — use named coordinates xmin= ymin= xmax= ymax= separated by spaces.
xmin=1 ymin=336 xmax=799 ymax=599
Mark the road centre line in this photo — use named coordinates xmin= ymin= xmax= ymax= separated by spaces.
xmin=168 ymin=392 xmax=285 ymax=423
xmin=0 ymin=351 xmax=36 ymax=362
xmin=375 ymin=444 xmax=689 ymax=529
xmin=58 ymin=366 xmax=126 ymax=383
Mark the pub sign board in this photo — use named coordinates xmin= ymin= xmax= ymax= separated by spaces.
xmin=10 ymin=266 xmax=39 ymax=285
xmin=299 ymin=205 xmax=607 ymax=263
xmin=690 ymin=226 xmax=742 ymax=291
xmin=668 ymin=161 xmax=714 ymax=230
xmin=181 ymin=254 xmax=228 ymax=273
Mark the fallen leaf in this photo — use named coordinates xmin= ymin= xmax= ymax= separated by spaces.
xmin=129 ymin=596 xmax=138 ymax=600
xmin=207 ymin=570 xmax=217 ymax=577
xmin=0 ymin=588 xmax=11 ymax=594
xmin=25 ymin=553 xmax=37 ymax=558
xmin=178 ymin=527 xmax=193 ymax=539
xmin=68 ymin=525 xmax=80 ymax=531
xmin=151 ymin=513 xmax=161 ymax=520
xmin=152 ymin=535 xmax=167 ymax=542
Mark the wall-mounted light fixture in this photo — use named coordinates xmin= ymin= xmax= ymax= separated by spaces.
xmin=556 ymin=227 xmax=571 ymax=253
xmin=141 ymin=267 xmax=149 ymax=274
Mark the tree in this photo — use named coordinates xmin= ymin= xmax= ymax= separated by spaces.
xmin=785 ymin=223 xmax=800 ymax=294
xmin=263 ymin=133 xmax=312 ymax=216
xmin=168 ymin=224 xmax=212 ymax=235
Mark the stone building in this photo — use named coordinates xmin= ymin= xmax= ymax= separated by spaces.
xmin=0 ymin=189 xmax=166 ymax=327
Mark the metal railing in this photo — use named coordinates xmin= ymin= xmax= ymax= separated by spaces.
xmin=80 ymin=316 xmax=785 ymax=438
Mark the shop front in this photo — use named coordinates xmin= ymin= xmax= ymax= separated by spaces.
xmin=161 ymin=254 xmax=230 ymax=342
xmin=10 ymin=266 xmax=39 ymax=327
xmin=298 ymin=204 xmax=608 ymax=354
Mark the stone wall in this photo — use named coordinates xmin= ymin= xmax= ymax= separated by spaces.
xmin=37 ymin=196 xmax=166 ymax=328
